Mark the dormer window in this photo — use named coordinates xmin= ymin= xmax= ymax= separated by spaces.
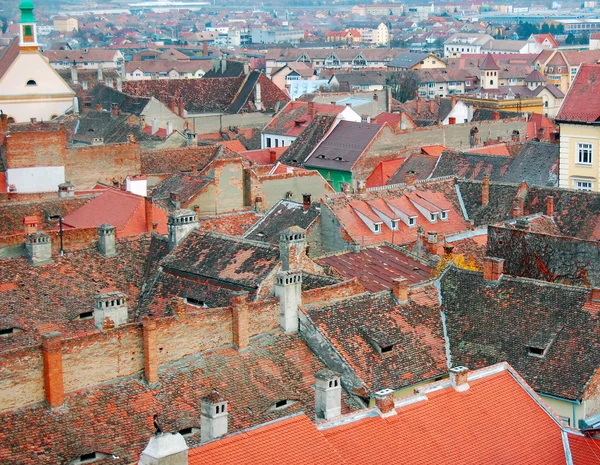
xmin=26 ymin=79 xmax=37 ymax=86
xmin=0 ymin=327 xmax=21 ymax=337
xmin=179 ymin=426 xmax=200 ymax=436
xmin=374 ymin=223 xmax=381 ymax=233
xmin=185 ymin=297 xmax=207 ymax=308
xmin=430 ymin=213 xmax=438 ymax=222
xmin=269 ymin=399 xmax=296 ymax=411
xmin=380 ymin=344 xmax=395 ymax=356
xmin=409 ymin=217 xmax=416 ymax=227
xmin=441 ymin=211 xmax=448 ymax=221
xmin=316 ymin=154 xmax=326 ymax=159
xmin=391 ymin=220 xmax=398 ymax=230
xmin=70 ymin=451 xmax=110 ymax=464
xmin=528 ymin=345 xmax=547 ymax=357
xmin=78 ymin=311 xmax=94 ymax=320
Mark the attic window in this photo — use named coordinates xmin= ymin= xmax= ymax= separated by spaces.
xmin=380 ymin=344 xmax=395 ymax=356
xmin=528 ymin=345 xmax=546 ymax=357
xmin=374 ymin=223 xmax=381 ymax=233
xmin=408 ymin=217 xmax=416 ymax=227
xmin=256 ymin=232 xmax=265 ymax=238
xmin=179 ymin=426 xmax=200 ymax=436
xmin=430 ymin=213 xmax=438 ymax=222
xmin=391 ymin=220 xmax=398 ymax=230
xmin=269 ymin=399 xmax=296 ymax=411
xmin=185 ymin=297 xmax=207 ymax=308
xmin=333 ymin=157 xmax=346 ymax=162
xmin=26 ymin=80 xmax=37 ymax=86
xmin=0 ymin=327 xmax=17 ymax=337
xmin=316 ymin=154 xmax=326 ymax=159
xmin=80 ymin=453 xmax=97 ymax=463
xmin=78 ymin=311 xmax=94 ymax=320
xmin=441 ymin=211 xmax=448 ymax=221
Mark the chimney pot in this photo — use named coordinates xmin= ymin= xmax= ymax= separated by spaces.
xmin=483 ymin=256 xmax=504 ymax=281
xmin=449 ymin=366 xmax=470 ymax=391
xmin=315 ymin=369 xmax=342 ymax=421
xmin=391 ymin=277 xmax=408 ymax=303
xmin=375 ymin=388 xmax=396 ymax=417
xmin=201 ymin=391 xmax=229 ymax=443
xmin=443 ymin=244 xmax=454 ymax=256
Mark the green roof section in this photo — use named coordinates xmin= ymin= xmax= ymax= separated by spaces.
xmin=19 ymin=0 xmax=37 ymax=23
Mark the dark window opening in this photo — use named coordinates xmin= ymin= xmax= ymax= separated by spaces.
xmin=381 ymin=344 xmax=394 ymax=354
xmin=186 ymin=297 xmax=205 ymax=307
xmin=179 ymin=427 xmax=193 ymax=435
xmin=80 ymin=452 xmax=97 ymax=462
xmin=79 ymin=311 xmax=93 ymax=320
xmin=26 ymin=80 xmax=37 ymax=86
xmin=528 ymin=346 xmax=545 ymax=356
xmin=0 ymin=327 xmax=15 ymax=336
xmin=275 ymin=400 xmax=289 ymax=408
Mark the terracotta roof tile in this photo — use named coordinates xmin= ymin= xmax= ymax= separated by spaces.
xmin=557 ymin=64 xmax=600 ymax=123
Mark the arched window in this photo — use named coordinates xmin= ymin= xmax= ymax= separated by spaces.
xmin=26 ymin=80 xmax=37 ymax=86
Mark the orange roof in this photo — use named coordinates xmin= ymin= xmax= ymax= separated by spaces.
xmin=241 ymin=146 xmax=287 ymax=165
xmin=466 ymin=143 xmax=511 ymax=156
xmin=218 ymin=140 xmax=247 ymax=153
xmin=322 ymin=367 xmax=566 ymax=465
xmin=421 ymin=145 xmax=449 ymax=156
xmin=189 ymin=414 xmax=344 ymax=465
xmin=366 ymin=158 xmax=406 ymax=188
xmin=568 ymin=433 xmax=600 ymax=465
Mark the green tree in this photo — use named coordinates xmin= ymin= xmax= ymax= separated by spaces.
xmin=386 ymin=71 xmax=421 ymax=103
xmin=556 ymin=24 xmax=565 ymax=34
xmin=566 ymin=33 xmax=575 ymax=44
xmin=515 ymin=21 xmax=539 ymax=39
xmin=540 ymin=23 xmax=550 ymax=33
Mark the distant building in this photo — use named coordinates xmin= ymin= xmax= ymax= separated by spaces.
xmin=251 ymin=26 xmax=304 ymax=44
xmin=345 ymin=21 xmax=389 ymax=46
xmin=53 ymin=16 xmax=78 ymax=32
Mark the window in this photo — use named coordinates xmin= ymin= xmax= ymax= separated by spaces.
xmin=80 ymin=453 xmax=97 ymax=463
xmin=577 ymin=143 xmax=593 ymax=164
xmin=559 ymin=416 xmax=571 ymax=426
xmin=26 ymin=80 xmax=37 ymax=86
xmin=79 ymin=311 xmax=93 ymax=320
xmin=528 ymin=346 xmax=546 ymax=357
xmin=576 ymin=180 xmax=593 ymax=191
xmin=408 ymin=217 xmax=416 ymax=227
xmin=430 ymin=213 xmax=437 ymax=222
xmin=274 ymin=139 xmax=279 ymax=148
xmin=266 ymin=137 xmax=271 ymax=148
xmin=0 ymin=327 xmax=15 ymax=336
xmin=391 ymin=220 xmax=398 ymax=230
xmin=441 ymin=211 xmax=448 ymax=221
xmin=374 ymin=223 xmax=381 ymax=233
xmin=185 ymin=297 xmax=207 ymax=307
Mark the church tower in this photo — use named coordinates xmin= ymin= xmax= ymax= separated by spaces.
xmin=18 ymin=0 xmax=39 ymax=50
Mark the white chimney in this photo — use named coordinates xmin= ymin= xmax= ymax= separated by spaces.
xmin=254 ymin=82 xmax=262 ymax=110
xmin=166 ymin=121 xmax=173 ymax=136
xmin=449 ymin=366 xmax=470 ymax=392
xmin=274 ymin=271 xmax=302 ymax=333
xmin=93 ymin=290 xmax=128 ymax=330
xmin=98 ymin=224 xmax=116 ymax=257
xmin=168 ymin=210 xmax=198 ymax=250
xmin=138 ymin=433 xmax=189 ymax=465
xmin=25 ymin=232 xmax=52 ymax=266
xmin=97 ymin=62 xmax=103 ymax=81
xmin=125 ymin=176 xmax=147 ymax=197
xmin=315 ymin=370 xmax=342 ymax=421
xmin=73 ymin=96 xmax=79 ymax=115
xmin=151 ymin=118 xmax=159 ymax=135
xmin=201 ymin=391 xmax=228 ymax=443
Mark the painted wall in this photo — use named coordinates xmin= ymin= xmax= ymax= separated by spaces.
xmin=559 ymin=123 xmax=600 ymax=191
xmin=6 ymin=166 xmax=65 ymax=193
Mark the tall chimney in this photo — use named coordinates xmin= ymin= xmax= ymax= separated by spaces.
xmin=203 ymin=39 xmax=209 ymax=56
xmin=375 ymin=388 xmax=396 ymax=417
xmin=93 ymin=291 xmax=128 ymax=330
xmin=0 ymin=113 xmax=8 ymax=131
xmin=274 ymin=271 xmax=302 ymax=333
xmin=168 ymin=210 xmax=199 ymax=250
xmin=415 ymin=226 xmax=425 ymax=254
xmin=71 ymin=63 xmax=78 ymax=85
xmin=169 ymin=96 xmax=177 ymax=113
xmin=58 ymin=181 xmax=75 ymax=198
xmin=231 ymin=291 xmax=249 ymax=351
xmin=116 ymin=77 xmax=122 ymax=92
xmin=427 ymin=231 xmax=438 ymax=254
xmin=279 ymin=226 xmax=307 ymax=271
xmin=145 ymin=197 xmax=154 ymax=232
xmin=166 ymin=121 xmax=173 ymax=137
xmin=391 ymin=277 xmax=408 ymax=303
xmin=451 ymin=95 xmax=456 ymax=108
xmin=449 ymin=366 xmax=470 ymax=392
xmin=42 ymin=331 xmax=64 ymax=408
xmin=151 ymin=118 xmax=159 ymax=135
xmin=142 ymin=318 xmax=158 ymax=385
xmin=98 ymin=224 xmax=116 ymax=257
xmin=483 ymin=256 xmax=504 ymax=281
xmin=482 ymin=175 xmax=490 ymax=207
xmin=178 ymin=98 xmax=185 ymax=117
xmin=416 ymin=97 xmax=420 ymax=114
xmin=111 ymin=103 xmax=119 ymax=118
xmin=308 ymin=101 xmax=315 ymax=119
xmin=546 ymin=196 xmax=554 ymax=217
xmin=302 ymin=193 xmax=311 ymax=211
xmin=269 ymin=150 xmax=277 ymax=164
xmin=138 ymin=431 xmax=189 ymax=465
xmin=254 ymin=82 xmax=262 ymax=110
xmin=97 ymin=62 xmax=103 ymax=82
xmin=386 ymin=86 xmax=392 ymax=113
xmin=315 ymin=370 xmax=342 ymax=421
xmin=220 ymin=57 xmax=227 ymax=74
xmin=429 ymin=99 xmax=435 ymax=114
xmin=492 ymin=111 xmax=500 ymax=121
xmin=201 ymin=391 xmax=229 ymax=443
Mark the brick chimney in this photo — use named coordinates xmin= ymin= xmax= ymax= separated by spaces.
xmin=492 ymin=111 xmax=500 ymax=121
xmin=483 ymin=256 xmax=504 ymax=281
xmin=231 ymin=291 xmax=249 ymax=351
xmin=168 ymin=96 xmax=176 ymax=113
xmin=302 ymin=193 xmax=311 ymax=212
xmin=427 ymin=231 xmax=438 ymax=254
xmin=357 ymin=180 xmax=367 ymax=194
xmin=429 ymin=99 xmax=435 ymax=114
xmin=95 ymin=104 xmax=103 ymax=111
xmin=42 ymin=331 xmax=64 ymax=408
xmin=590 ymin=288 xmax=600 ymax=303
xmin=416 ymin=97 xmax=420 ymax=114
xmin=269 ymin=149 xmax=277 ymax=163
xmin=142 ymin=318 xmax=158 ymax=385
xmin=138 ymin=431 xmax=189 ymax=465
xmin=203 ymin=39 xmax=209 ymax=56
xmin=405 ymin=171 xmax=415 ymax=187
xmin=0 ymin=113 xmax=8 ymax=131
xmin=449 ymin=366 xmax=470 ymax=392
xmin=201 ymin=391 xmax=228 ymax=443
xmin=511 ymin=197 xmax=524 ymax=218
xmin=145 ymin=197 xmax=155 ymax=232
xmin=375 ymin=388 xmax=396 ymax=418
xmin=546 ymin=196 xmax=554 ymax=217
xmin=315 ymin=370 xmax=342 ymax=421
xmin=391 ymin=277 xmax=408 ymax=303
xmin=71 ymin=62 xmax=78 ymax=85
xmin=482 ymin=175 xmax=490 ymax=207
xmin=308 ymin=101 xmax=315 ymax=119
xmin=178 ymin=98 xmax=185 ymax=117
xmin=451 ymin=95 xmax=456 ymax=108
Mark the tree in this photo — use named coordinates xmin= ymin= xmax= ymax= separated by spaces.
xmin=540 ymin=23 xmax=550 ymax=33
xmin=556 ymin=24 xmax=565 ymax=34
xmin=386 ymin=71 xmax=420 ymax=103
xmin=566 ymin=33 xmax=575 ymax=44
xmin=515 ymin=21 xmax=539 ymax=39
xmin=0 ymin=17 xmax=7 ymax=35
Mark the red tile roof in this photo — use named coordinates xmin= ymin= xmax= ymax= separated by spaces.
xmin=218 ymin=140 xmax=247 ymax=153
xmin=0 ymin=38 xmax=19 ymax=82
xmin=421 ymin=145 xmax=448 ymax=156
xmin=317 ymin=245 xmax=434 ymax=292
xmin=241 ymin=146 xmax=287 ymax=165
xmin=189 ymin=414 xmax=344 ymax=465
xmin=557 ymin=64 xmax=600 ymax=123
xmin=568 ymin=433 xmax=600 ymax=465
xmin=365 ymin=158 xmax=406 ymax=188
xmin=263 ymin=101 xmax=347 ymax=138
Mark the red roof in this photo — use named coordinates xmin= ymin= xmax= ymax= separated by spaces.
xmin=263 ymin=101 xmax=347 ymax=138
xmin=62 ymin=189 xmax=168 ymax=235
xmin=527 ymin=113 xmax=558 ymax=140
xmin=366 ymin=158 xmax=406 ymax=188
xmin=241 ymin=146 xmax=287 ymax=165
xmin=466 ymin=143 xmax=511 ymax=156
xmin=218 ymin=140 xmax=247 ymax=153
xmin=0 ymin=38 xmax=20 ymax=82
xmin=189 ymin=414 xmax=344 ymax=465
xmin=479 ymin=53 xmax=500 ymax=70
xmin=557 ymin=64 xmax=600 ymax=123
xmin=534 ymin=33 xmax=559 ymax=48
xmin=421 ymin=145 xmax=449 ymax=156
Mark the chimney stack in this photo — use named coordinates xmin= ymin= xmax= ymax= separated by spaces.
xmin=111 ymin=103 xmax=119 ymax=118
xmin=308 ymin=101 xmax=315 ymax=119
xmin=166 ymin=121 xmax=173 ymax=137
xmin=254 ymin=82 xmax=262 ymax=110
xmin=203 ymin=39 xmax=209 ymax=56
xmin=145 ymin=197 xmax=155 ymax=232
xmin=357 ymin=180 xmax=366 ymax=194
xmin=546 ymin=196 xmax=554 ymax=217
xmin=451 ymin=95 xmax=456 ymax=108
xmin=492 ymin=111 xmax=500 ymax=121
xmin=178 ymin=98 xmax=185 ymax=117
xmin=71 ymin=63 xmax=78 ymax=85
xmin=169 ymin=96 xmax=177 ymax=114
xmin=391 ymin=277 xmax=408 ymax=303
xmin=269 ymin=149 xmax=277 ymax=164
xmin=42 ymin=331 xmax=65 ymax=408
xmin=98 ymin=224 xmax=117 ymax=257
xmin=427 ymin=231 xmax=438 ymax=255
xmin=483 ymin=256 xmax=504 ymax=281
xmin=0 ymin=113 xmax=8 ymax=131
xmin=116 ymin=77 xmax=122 ymax=92
xmin=93 ymin=291 xmax=128 ymax=330
xmin=220 ymin=57 xmax=227 ymax=74
xmin=511 ymin=197 xmax=524 ymax=218
xmin=482 ymin=175 xmax=490 ymax=207
xmin=302 ymin=193 xmax=311 ymax=212
xmin=168 ymin=210 xmax=198 ymax=250
xmin=315 ymin=370 xmax=342 ymax=421
xmin=449 ymin=366 xmax=470 ymax=392
xmin=243 ymin=62 xmax=249 ymax=76
xmin=279 ymin=226 xmax=307 ymax=271
xmin=429 ymin=99 xmax=435 ymax=114
xmin=274 ymin=271 xmax=302 ymax=333
xmin=375 ymin=388 xmax=396 ymax=418
xmin=138 ymin=431 xmax=189 ymax=465
xmin=416 ymin=97 xmax=420 ymax=114
xmin=386 ymin=86 xmax=392 ymax=113
xmin=231 ymin=291 xmax=249 ymax=351
xmin=25 ymin=232 xmax=52 ymax=266
xmin=97 ymin=62 xmax=103 ymax=82
xmin=151 ymin=118 xmax=159 ymax=135
xmin=95 ymin=104 xmax=103 ymax=111
xmin=415 ymin=226 xmax=424 ymax=254
xmin=58 ymin=181 xmax=75 ymax=198
xmin=170 ymin=192 xmax=181 ymax=209
xmin=201 ymin=391 xmax=228 ymax=443
xmin=405 ymin=171 xmax=415 ymax=187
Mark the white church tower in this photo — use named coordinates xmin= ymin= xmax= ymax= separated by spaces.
xmin=0 ymin=1 xmax=75 ymax=123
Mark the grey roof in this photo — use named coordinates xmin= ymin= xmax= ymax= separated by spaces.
xmin=304 ymin=121 xmax=383 ymax=171
xmin=501 ymin=141 xmax=559 ymax=187
xmin=387 ymin=52 xmax=429 ymax=69
xmin=91 ymin=85 xmax=150 ymax=116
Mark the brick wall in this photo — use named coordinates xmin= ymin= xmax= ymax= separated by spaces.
xmin=4 ymin=128 xmax=67 ymax=169
xmin=0 ymin=227 xmax=100 ymax=256
xmin=0 ymin=297 xmax=281 ymax=412
xmin=302 ymin=278 xmax=366 ymax=305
